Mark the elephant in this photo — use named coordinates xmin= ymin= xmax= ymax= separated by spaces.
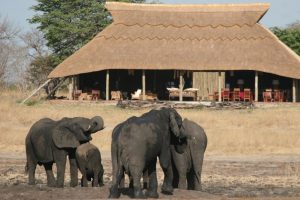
xmin=170 ymin=118 xmax=207 ymax=191
xmin=109 ymin=107 xmax=184 ymax=199
xmin=25 ymin=116 xmax=104 ymax=187
xmin=75 ymin=142 xmax=104 ymax=187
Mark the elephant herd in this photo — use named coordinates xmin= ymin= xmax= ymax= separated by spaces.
xmin=25 ymin=107 xmax=207 ymax=198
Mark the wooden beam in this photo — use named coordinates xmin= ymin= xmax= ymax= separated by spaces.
xmin=46 ymin=77 xmax=67 ymax=99
xmin=179 ymin=71 xmax=183 ymax=102
xmin=218 ymin=72 xmax=222 ymax=102
xmin=106 ymin=70 xmax=109 ymax=101
xmin=142 ymin=70 xmax=146 ymax=101
xmin=293 ymin=79 xmax=296 ymax=103
xmin=21 ymin=79 xmax=52 ymax=104
xmin=255 ymin=71 xmax=258 ymax=102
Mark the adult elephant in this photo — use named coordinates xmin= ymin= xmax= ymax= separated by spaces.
xmin=25 ymin=116 xmax=104 ymax=187
xmin=171 ymin=118 xmax=207 ymax=191
xmin=109 ymin=108 xmax=184 ymax=199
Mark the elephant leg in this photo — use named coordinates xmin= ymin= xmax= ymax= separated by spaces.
xmin=187 ymin=170 xmax=195 ymax=190
xmin=109 ymin=166 xmax=124 ymax=198
xmin=191 ymin=148 xmax=205 ymax=191
xmin=119 ymin=172 xmax=125 ymax=188
xmin=193 ymin=170 xmax=202 ymax=191
xmin=81 ymin=173 xmax=88 ymax=187
xmin=109 ymin=142 xmax=123 ymax=198
xmin=129 ymin=175 xmax=134 ymax=189
xmin=92 ymin=172 xmax=99 ymax=187
xmin=143 ymin=170 xmax=148 ymax=190
xmin=26 ymin=140 xmax=37 ymax=185
xmin=177 ymin=171 xmax=188 ymax=189
xmin=55 ymin=153 xmax=67 ymax=187
xmin=130 ymin=166 xmax=144 ymax=199
xmin=159 ymin=152 xmax=173 ymax=194
xmin=98 ymin=165 xmax=104 ymax=187
xmin=76 ymin=156 xmax=88 ymax=187
xmin=68 ymin=152 xmax=78 ymax=187
xmin=171 ymin=157 xmax=179 ymax=189
xmin=43 ymin=163 xmax=56 ymax=187
xmin=27 ymin=160 xmax=37 ymax=185
xmin=171 ymin=146 xmax=188 ymax=189
xmin=145 ymin=160 xmax=158 ymax=199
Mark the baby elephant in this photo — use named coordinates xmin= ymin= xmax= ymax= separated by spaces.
xmin=76 ymin=142 xmax=104 ymax=187
xmin=171 ymin=118 xmax=207 ymax=191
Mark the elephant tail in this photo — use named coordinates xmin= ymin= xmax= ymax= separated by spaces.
xmin=25 ymin=162 xmax=28 ymax=174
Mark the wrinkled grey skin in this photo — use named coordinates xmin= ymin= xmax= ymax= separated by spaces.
xmin=171 ymin=119 xmax=207 ymax=191
xmin=109 ymin=108 xmax=184 ymax=199
xmin=25 ymin=116 xmax=104 ymax=187
xmin=76 ymin=142 xmax=104 ymax=187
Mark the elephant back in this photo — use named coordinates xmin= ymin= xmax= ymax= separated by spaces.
xmin=29 ymin=119 xmax=55 ymax=163
xmin=183 ymin=119 xmax=207 ymax=150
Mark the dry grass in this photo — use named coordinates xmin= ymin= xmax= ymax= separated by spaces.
xmin=1 ymin=89 xmax=300 ymax=156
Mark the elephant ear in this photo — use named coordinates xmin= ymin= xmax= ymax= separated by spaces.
xmin=52 ymin=127 xmax=80 ymax=149
xmin=175 ymin=137 xmax=188 ymax=154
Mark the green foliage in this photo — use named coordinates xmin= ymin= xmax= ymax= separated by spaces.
xmin=271 ymin=22 xmax=300 ymax=56
xmin=24 ymin=99 xmax=41 ymax=106
xmin=29 ymin=0 xmax=145 ymax=63
xmin=26 ymin=54 xmax=58 ymax=86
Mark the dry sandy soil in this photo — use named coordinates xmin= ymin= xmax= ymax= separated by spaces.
xmin=1 ymin=90 xmax=300 ymax=199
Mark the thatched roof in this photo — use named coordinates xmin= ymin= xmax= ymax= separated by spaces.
xmin=48 ymin=2 xmax=300 ymax=79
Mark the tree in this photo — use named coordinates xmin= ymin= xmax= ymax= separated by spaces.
xmin=271 ymin=21 xmax=300 ymax=56
xmin=29 ymin=0 xmax=145 ymax=63
xmin=21 ymin=29 xmax=59 ymax=87
xmin=0 ymin=16 xmax=25 ymax=87
xmin=26 ymin=55 xmax=57 ymax=86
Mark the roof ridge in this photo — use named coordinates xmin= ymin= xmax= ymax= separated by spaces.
xmin=106 ymin=2 xmax=270 ymax=12
xmin=96 ymin=35 xmax=273 ymax=41
xmin=113 ymin=23 xmax=255 ymax=29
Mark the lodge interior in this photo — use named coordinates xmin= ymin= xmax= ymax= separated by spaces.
xmin=78 ymin=70 xmax=193 ymax=100
xmin=77 ymin=69 xmax=295 ymax=102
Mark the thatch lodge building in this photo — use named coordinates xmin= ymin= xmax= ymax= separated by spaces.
xmin=48 ymin=2 xmax=300 ymax=102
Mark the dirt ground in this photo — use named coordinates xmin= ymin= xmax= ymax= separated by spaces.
xmin=1 ymin=152 xmax=300 ymax=200
xmin=1 ymin=91 xmax=300 ymax=199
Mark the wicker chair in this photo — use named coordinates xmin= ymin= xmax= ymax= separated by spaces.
xmin=91 ymin=90 xmax=100 ymax=100
xmin=222 ymin=88 xmax=230 ymax=101
xmin=263 ymin=89 xmax=273 ymax=102
xmin=273 ymin=90 xmax=283 ymax=102
xmin=111 ymin=91 xmax=122 ymax=100
xmin=233 ymin=88 xmax=240 ymax=101
xmin=73 ymin=90 xmax=82 ymax=100
xmin=243 ymin=88 xmax=252 ymax=102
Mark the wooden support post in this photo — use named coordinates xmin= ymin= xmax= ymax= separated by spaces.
xmin=255 ymin=71 xmax=258 ymax=102
xmin=218 ymin=72 xmax=222 ymax=102
xmin=46 ymin=77 xmax=67 ymax=99
xmin=68 ymin=77 xmax=74 ymax=100
xmin=142 ymin=70 xmax=146 ymax=101
xmin=21 ymin=79 xmax=52 ymax=104
xmin=293 ymin=79 xmax=296 ymax=103
xmin=106 ymin=70 xmax=109 ymax=101
xmin=179 ymin=71 xmax=183 ymax=102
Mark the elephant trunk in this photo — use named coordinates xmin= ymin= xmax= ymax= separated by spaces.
xmin=89 ymin=116 xmax=104 ymax=133
xmin=170 ymin=112 xmax=181 ymax=138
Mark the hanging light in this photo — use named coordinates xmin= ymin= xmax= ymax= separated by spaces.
xmin=272 ymin=80 xmax=279 ymax=85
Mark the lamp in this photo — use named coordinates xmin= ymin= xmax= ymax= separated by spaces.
xmin=272 ymin=80 xmax=279 ymax=85
xmin=237 ymin=79 xmax=244 ymax=85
